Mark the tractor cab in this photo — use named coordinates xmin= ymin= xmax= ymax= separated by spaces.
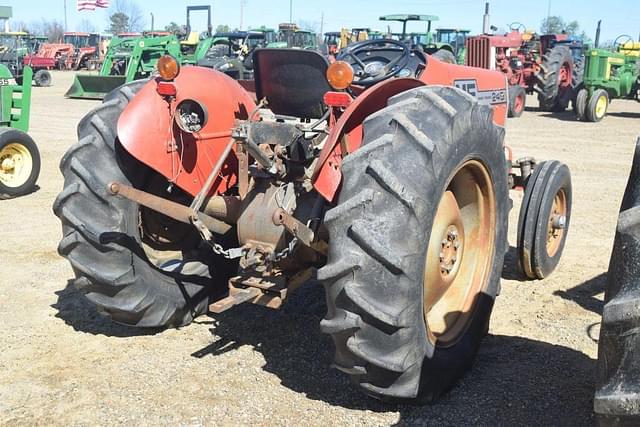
xmin=379 ymin=14 xmax=439 ymax=45
xmin=323 ymin=32 xmax=340 ymax=55
xmin=436 ymin=28 xmax=470 ymax=62
xmin=273 ymin=23 xmax=318 ymax=49
xmin=197 ymin=31 xmax=266 ymax=79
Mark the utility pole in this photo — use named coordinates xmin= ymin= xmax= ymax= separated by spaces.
xmin=64 ymin=0 xmax=68 ymax=31
xmin=150 ymin=12 xmax=154 ymax=32
xmin=289 ymin=0 xmax=293 ymax=23
xmin=240 ymin=0 xmax=247 ymax=30
xmin=320 ymin=12 xmax=324 ymax=36
xmin=546 ymin=0 xmax=551 ymax=31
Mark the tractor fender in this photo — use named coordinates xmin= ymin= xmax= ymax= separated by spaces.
xmin=313 ymin=62 xmax=508 ymax=202
xmin=312 ymin=78 xmax=425 ymax=202
xmin=117 ymin=66 xmax=256 ymax=197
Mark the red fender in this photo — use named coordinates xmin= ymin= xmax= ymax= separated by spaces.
xmin=117 ymin=66 xmax=256 ymax=197
xmin=312 ymin=58 xmax=508 ymax=202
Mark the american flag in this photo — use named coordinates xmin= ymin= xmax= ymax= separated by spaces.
xmin=77 ymin=0 xmax=110 ymax=11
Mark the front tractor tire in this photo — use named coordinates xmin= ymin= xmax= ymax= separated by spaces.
xmin=320 ymin=86 xmax=509 ymax=402
xmin=34 ymin=69 xmax=52 ymax=87
xmin=0 ymin=128 xmax=41 ymax=199
xmin=53 ymin=82 xmax=231 ymax=328
xmin=508 ymin=85 xmax=526 ymax=118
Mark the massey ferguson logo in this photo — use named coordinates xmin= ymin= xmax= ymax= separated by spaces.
xmin=454 ymin=79 xmax=478 ymax=97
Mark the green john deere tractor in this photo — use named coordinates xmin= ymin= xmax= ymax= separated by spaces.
xmin=0 ymin=64 xmax=40 ymax=199
xmin=574 ymin=35 xmax=639 ymax=122
xmin=65 ymin=34 xmax=182 ymax=99
xmin=435 ymin=28 xmax=470 ymax=64
xmin=379 ymin=14 xmax=459 ymax=63
xmin=268 ymin=23 xmax=317 ymax=49
xmin=66 ymin=5 xmax=214 ymax=99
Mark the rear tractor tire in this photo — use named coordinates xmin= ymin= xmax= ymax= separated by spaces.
xmin=536 ymin=45 xmax=574 ymax=112
xmin=508 ymin=85 xmax=526 ymax=118
xmin=34 ymin=69 xmax=52 ymax=87
xmin=53 ymin=81 xmax=233 ymax=328
xmin=320 ymin=85 xmax=509 ymax=402
xmin=517 ymin=161 xmax=572 ymax=280
xmin=595 ymin=137 xmax=640 ymax=424
xmin=0 ymin=128 xmax=40 ymax=199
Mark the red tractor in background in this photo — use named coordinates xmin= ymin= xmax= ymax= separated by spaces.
xmin=61 ymin=32 xmax=109 ymax=71
xmin=22 ymin=41 xmax=74 ymax=86
xmin=466 ymin=19 xmax=582 ymax=117
xmin=54 ymin=39 xmax=572 ymax=402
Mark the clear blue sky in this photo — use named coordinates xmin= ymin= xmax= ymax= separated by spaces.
xmin=6 ymin=0 xmax=639 ymax=42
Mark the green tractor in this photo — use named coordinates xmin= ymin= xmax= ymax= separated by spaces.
xmin=66 ymin=5 xmax=214 ymax=99
xmin=0 ymin=64 xmax=39 ymax=199
xmin=267 ymin=23 xmax=317 ymax=49
xmin=197 ymin=31 xmax=267 ymax=79
xmin=379 ymin=14 xmax=459 ymax=63
xmin=574 ymin=35 xmax=639 ymax=122
xmin=435 ymin=28 xmax=470 ymax=64
xmin=65 ymin=34 xmax=182 ymax=99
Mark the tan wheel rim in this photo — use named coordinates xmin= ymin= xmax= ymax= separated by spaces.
xmin=0 ymin=142 xmax=33 ymax=188
xmin=595 ymin=94 xmax=607 ymax=118
xmin=546 ymin=188 xmax=567 ymax=257
xmin=423 ymin=160 xmax=496 ymax=346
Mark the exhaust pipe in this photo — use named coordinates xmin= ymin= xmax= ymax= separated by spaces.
xmin=595 ymin=20 xmax=601 ymax=48
xmin=482 ymin=2 xmax=491 ymax=34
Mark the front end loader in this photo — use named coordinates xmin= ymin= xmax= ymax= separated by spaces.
xmin=65 ymin=34 xmax=182 ymax=100
xmin=54 ymin=40 xmax=572 ymax=402
xmin=0 ymin=64 xmax=40 ymax=199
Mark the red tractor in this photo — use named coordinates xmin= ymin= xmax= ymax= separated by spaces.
xmin=466 ymin=23 xmax=580 ymax=117
xmin=22 ymin=41 xmax=74 ymax=87
xmin=54 ymin=41 xmax=572 ymax=401
xmin=61 ymin=32 xmax=108 ymax=70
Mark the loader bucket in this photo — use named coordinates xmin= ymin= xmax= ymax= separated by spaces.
xmin=65 ymin=74 xmax=128 ymax=99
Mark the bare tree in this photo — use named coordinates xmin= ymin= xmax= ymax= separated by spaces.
xmin=107 ymin=0 xmax=145 ymax=32
xmin=78 ymin=19 xmax=97 ymax=33
xmin=26 ymin=19 xmax=65 ymax=41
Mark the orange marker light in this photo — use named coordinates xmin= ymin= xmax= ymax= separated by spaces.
xmin=157 ymin=55 xmax=180 ymax=81
xmin=326 ymin=61 xmax=354 ymax=90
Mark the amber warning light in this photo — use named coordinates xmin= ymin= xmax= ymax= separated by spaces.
xmin=326 ymin=61 xmax=354 ymax=90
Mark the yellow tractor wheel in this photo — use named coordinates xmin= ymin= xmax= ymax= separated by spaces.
xmin=0 ymin=129 xmax=40 ymax=199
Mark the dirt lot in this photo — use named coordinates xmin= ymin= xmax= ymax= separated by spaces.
xmin=2 ymin=70 xmax=640 ymax=426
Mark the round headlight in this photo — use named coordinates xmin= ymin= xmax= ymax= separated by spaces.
xmin=175 ymin=99 xmax=208 ymax=133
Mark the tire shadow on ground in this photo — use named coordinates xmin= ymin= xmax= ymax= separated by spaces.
xmin=553 ymin=273 xmax=606 ymax=315
xmin=52 ymin=281 xmax=161 ymax=337
xmin=502 ymin=245 xmax=527 ymax=281
xmin=193 ymin=282 xmax=596 ymax=424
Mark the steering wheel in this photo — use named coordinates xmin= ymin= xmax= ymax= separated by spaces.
xmin=614 ymin=34 xmax=635 ymax=50
xmin=336 ymin=39 xmax=411 ymax=87
xmin=509 ymin=22 xmax=526 ymax=32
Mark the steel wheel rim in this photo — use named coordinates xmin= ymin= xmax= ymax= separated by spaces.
xmin=546 ymin=188 xmax=567 ymax=257
xmin=514 ymin=93 xmax=524 ymax=113
xmin=423 ymin=160 xmax=496 ymax=346
xmin=558 ymin=61 xmax=572 ymax=88
xmin=0 ymin=142 xmax=33 ymax=188
xmin=595 ymin=94 xmax=607 ymax=118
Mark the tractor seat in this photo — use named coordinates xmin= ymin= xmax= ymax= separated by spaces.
xmin=180 ymin=32 xmax=200 ymax=46
xmin=253 ymin=48 xmax=331 ymax=119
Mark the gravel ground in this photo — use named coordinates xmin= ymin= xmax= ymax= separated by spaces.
xmin=1 ymin=71 xmax=640 ymax=426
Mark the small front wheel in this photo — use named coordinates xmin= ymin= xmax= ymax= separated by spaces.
xmin=586 ymin=89 xmax=609 ymax=122
xmin=34 ymin=69 xmax=52 ymax=87
xmin=517 ymin=161 xmax=572 ymax=279
xmin=0 ymin=128 xmax=41 ymax=199
xmin=574 ymin=87 xmax=588 ymax=121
